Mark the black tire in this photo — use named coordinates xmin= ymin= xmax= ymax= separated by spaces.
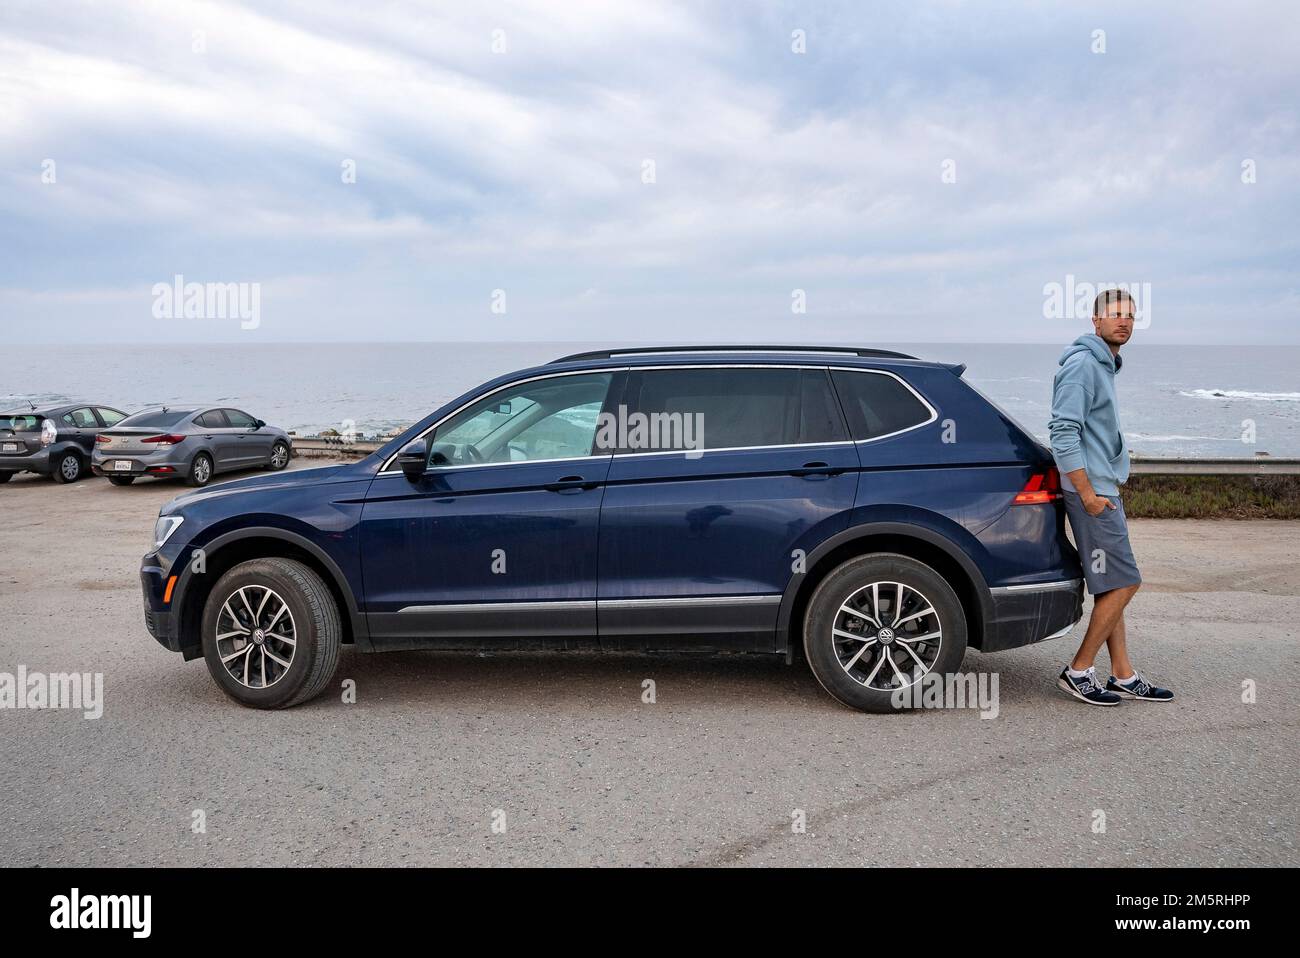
xmin=803 ymin=553 xmax=967 ymax=713
xmin=266 ymin=440 xmax=290 ymax=471
xmin=0 ymin=471 xmax=13 ymax=484
xmin=200 ymin=557 xmax=342 ymax=709
xmin=185 ymin=452 xmax=213 ymax=487
xmin=52 ymin=451 xmax=83 ymax=483
xmin=108 ymin=476 xmax=135 ymax=486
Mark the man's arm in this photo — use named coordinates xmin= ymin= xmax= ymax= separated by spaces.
xmin=1048 ymin=376 xmax=1115 ymax=516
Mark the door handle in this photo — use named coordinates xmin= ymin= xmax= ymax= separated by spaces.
xmin=791 ymin=461 xmax=842 ymax=478
xmin=545 ymin=475 xmax=599 ymax=492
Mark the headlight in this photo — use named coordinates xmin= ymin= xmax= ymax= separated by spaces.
xmin=153 ymin=515 xmax=184 ymax=550
xmin=40 ymin=418 xmax=57 ymax=446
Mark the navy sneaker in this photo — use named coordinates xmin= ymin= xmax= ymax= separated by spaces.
xmin=1056 ymin=666 xmax=1122 ymax=706
xmin=1107 ymin=673 xmax=1174 ymax=702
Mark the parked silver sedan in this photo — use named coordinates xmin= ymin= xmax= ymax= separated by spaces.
xmin=92 ymin=405 xmax=292 ymax=487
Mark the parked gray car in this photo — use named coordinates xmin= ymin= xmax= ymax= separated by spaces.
xmin=0 ymin=403 xmax=130 ymax=483
xmin=92 ymin=406 xmax=292 ymax=487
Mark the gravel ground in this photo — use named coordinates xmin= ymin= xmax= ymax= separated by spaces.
xmin=1 ymin=463 xmax=1296 ymax=866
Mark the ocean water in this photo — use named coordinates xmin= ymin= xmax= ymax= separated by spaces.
xmin=3 ymin=342 xmax=1297 ymax=458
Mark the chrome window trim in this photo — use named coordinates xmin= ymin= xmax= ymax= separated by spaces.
xmin=378 ymin=361 xmax=940 ymax=474
xmin=825 ymin=365 xmax=940 ymax=445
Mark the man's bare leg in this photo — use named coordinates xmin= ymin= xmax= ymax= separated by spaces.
xmin=1069 ymin=583 xmax=1139 ymax=672
xmin=1106 ymin=611 xmax=1135 ymax=680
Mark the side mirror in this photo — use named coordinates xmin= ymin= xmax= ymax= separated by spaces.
xmin=255 ymin=419 xmax=266 ymax=429
xmin=397 ymin=440 xmax=427 ymax=481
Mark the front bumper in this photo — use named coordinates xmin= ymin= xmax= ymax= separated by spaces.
xmin=0 ymin=446 xmax=51 ymax=474
xmin=140 ymin=557 xmax=181 ymax=653
xmin=982 ymin=578 xmax=1084 ymax=653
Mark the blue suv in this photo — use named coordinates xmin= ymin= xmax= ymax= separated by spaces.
xmin=140 ymin=346 xmax=1083 ymax=711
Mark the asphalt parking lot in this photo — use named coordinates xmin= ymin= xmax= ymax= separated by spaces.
xmin=1 ymin=462 xmax=1297 ymax=866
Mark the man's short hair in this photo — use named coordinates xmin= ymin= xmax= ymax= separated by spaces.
xmin=1094 ymin=287 xmax=1135 ymax=318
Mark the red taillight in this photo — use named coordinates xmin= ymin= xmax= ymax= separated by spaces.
xmin=1013 ymin=468 xmax=1061 ymax=505
xmin=142 ymin=434 xmax=186 ymax=446
xmin=96 ymin=435 xmax=112 ymax=444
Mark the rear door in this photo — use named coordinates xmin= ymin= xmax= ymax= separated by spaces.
xmin=194 ymin=409 xmax=239 ymax=469
xmin=595 ymin=365 xmax=859 ymax=649
xmin=61 ymin=406 xmax=100 ymax=456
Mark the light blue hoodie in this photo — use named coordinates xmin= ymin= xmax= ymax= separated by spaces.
xmin=1049 ymin=334 xmax=1129 ymax=496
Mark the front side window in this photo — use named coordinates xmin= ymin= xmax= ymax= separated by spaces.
xmin=621 ymin=367 xmax=846 ymax=453
xmin=96 ymin=408 xmax=126 ymax=427
xmin=223 ymin=409 xmax=257 ymax=429
xmin=429 ymin=373 xmax=613 ymax=466
xmin=830 ymin=370 xmax=933 ymax=441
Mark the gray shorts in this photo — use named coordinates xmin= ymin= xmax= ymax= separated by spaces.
xmin=1062 ymin=491 xmax=1142 ymax=595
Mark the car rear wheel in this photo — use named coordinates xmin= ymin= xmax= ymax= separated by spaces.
xmin=186 ymin=452 xmax=213 ymax=487
xmin=803 ymin=553 xmax=967 ymax=713
xmin=108 ymin=476 xmax=135 ymax=486
xmin=266 ymin=440 xmax=290 ymax=471
xmin=200 ymin=558 xmax=342 ymax=709
xmin=52 ymin=451 xmax=83 ymax=483
xmin=0 ymin=471 xmax=13 ymax=483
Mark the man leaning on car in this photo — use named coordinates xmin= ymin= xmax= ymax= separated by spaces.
xmin=1049 ymin=288 xmax=1174 ymax=707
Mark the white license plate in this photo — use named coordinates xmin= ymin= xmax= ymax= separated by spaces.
xmin=113 ymin=460 xmax=133 ymax=471
xmin=1 ymin=443 xmax=17 ymax=452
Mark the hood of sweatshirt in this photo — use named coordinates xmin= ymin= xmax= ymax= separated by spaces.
xmin=1059 ymin=333 xmax=1121 ymax=373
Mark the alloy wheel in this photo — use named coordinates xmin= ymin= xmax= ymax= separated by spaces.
xmin=214 ymin=585 xmax=297 ymax=689
xmin=831 ymin=580 xmax=942 ymax=691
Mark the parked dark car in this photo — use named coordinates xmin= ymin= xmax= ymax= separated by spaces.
xmin=93 ymin=405 xmax=293 ymax=487
xmin=0 ymin=403 xmax=129 ymax=483
xmin=139 ymin=346 xmax=1083 ymax=711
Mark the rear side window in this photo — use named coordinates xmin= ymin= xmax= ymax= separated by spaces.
xmin=196 ymin=410 xmax=228 ymax=428
xmin=624 ymin=367 xmax=847 ymax=452
xmin=831 ymin=370 xmax=933 ymax=441
xmin=95 ymin=408 xmax=126 ymax=427
xmin=118 ymin=409 xmax=194 ymax=429
xmin=63 ymin=407 xmax=97 ymax=428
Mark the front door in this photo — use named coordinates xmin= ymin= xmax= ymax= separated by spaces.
xmin=361 ymin=370 xmax=621 ymax=648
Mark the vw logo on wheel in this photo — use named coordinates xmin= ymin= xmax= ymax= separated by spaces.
xmin=876 ymin=627 xmax=895 ymax=644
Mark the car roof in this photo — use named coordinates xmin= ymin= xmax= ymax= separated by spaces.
xmin=1 ymin=403 xmax=98 ymax=417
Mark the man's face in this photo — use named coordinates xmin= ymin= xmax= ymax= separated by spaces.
xmin=1093 ymin=297 xmax=1135 ymax=347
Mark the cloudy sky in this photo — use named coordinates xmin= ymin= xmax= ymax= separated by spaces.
xmin=2 ymin=0 xmax=1297 ymax=344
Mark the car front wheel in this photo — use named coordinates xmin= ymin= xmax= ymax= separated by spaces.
xmin=267 ymin=440 xmax=290 ymax=470
xmin=200 ymin=557 xmax=342 ymax=709
xmin=803 ymin=553 xmax=967 ymax=713
xmin=0 ymin=471 xmax=13 ymax=484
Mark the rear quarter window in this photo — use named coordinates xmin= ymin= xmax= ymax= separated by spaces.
xmin=830 ymin=370 xmax=934 ymax=441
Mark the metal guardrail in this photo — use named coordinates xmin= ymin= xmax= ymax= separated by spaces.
xmin=1129 ymin=456 xmax=1300 ymax=476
